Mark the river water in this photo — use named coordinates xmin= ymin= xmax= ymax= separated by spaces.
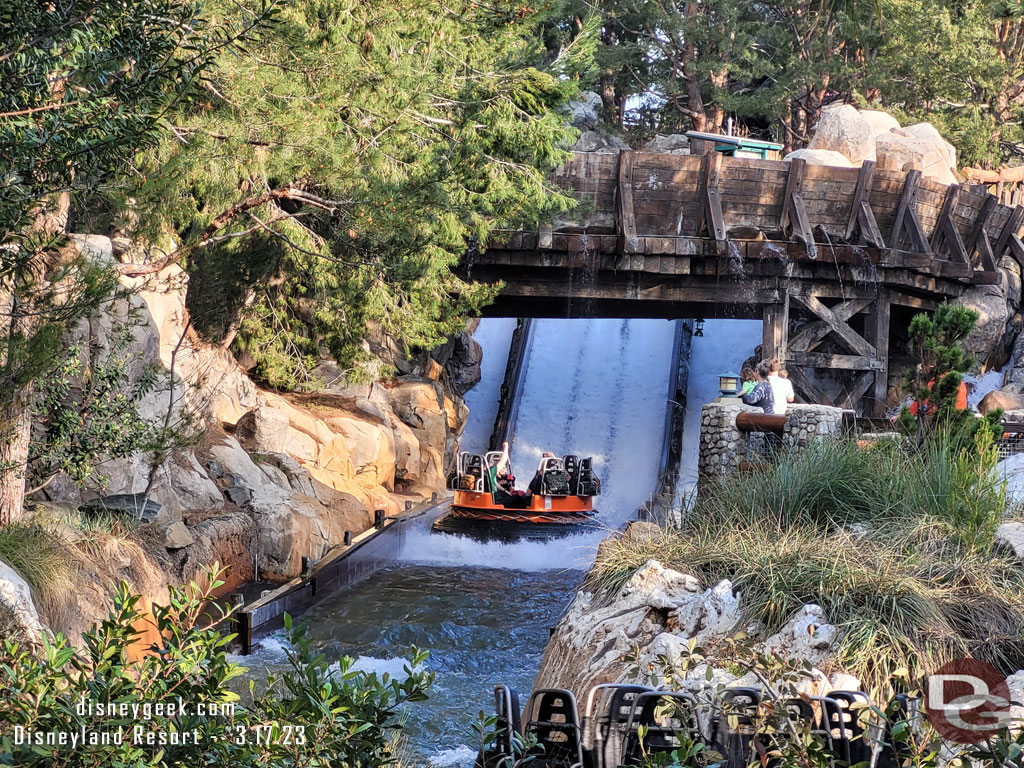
xmin=240 ymin=317 xmax=771 ymax=766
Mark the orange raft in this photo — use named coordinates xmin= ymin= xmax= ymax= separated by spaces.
xmin=433 ymin=452 xmax=601 ymax=541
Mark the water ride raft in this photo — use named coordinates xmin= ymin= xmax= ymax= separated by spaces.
xmin=434 ymin=451 xmax=601 ymax=541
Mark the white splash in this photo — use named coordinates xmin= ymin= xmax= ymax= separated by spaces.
xmin=335 ymin=655 xmax=418 ymax=681
xmin=428 ymin=744 xmax=478 ymax=768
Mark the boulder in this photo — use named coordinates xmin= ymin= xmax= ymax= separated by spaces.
xmin=875 ymin=131 xmax=957 ymax=185
xmin=166 ymin=452 xmax=223 ymax=512
xmin=954 ymin=284 xmax=1013 ymax=366
xmin=235 ymin=406 xmax=291 ymax=454
xmin=995 ymin=522 xmax=1024 ymax=562
xmin=899 ymin=123 xmax=957 ymax=173
xmin=573 ymin=130 xmax=629 ymax=153
xmin=162 ymin=521 xmax=195 ymax=550
xmin=857 ymin=109 xmax=901 ymax=144
xmin=1002 ymin=331 xmax=1024 ymax=394
xmin=643 ymin=134 xmax=691 ymax=155
xmin=560 ymin=91 xmax=603 ymax=130
xmin=782 ymin=148 xmax=855 ymax=167
xmin=389 ymin=380 xmax=449 ymax=486
xmin=0 ymin=558 xmax=44 ymax=640
xmin=808 ymin=104 xmax=875 ymax=164
xmin=978 ymin=389 xmax=1024 ymax=415
xmin=206 ymin=433 xmax=290 ymax=507
xmin=532 ymin=557 xmax=841 ymax=702
xmin=251 ymin=492 xmax=371 ymax=579
xmin=326 ymin=413 xmax=397 ymax=490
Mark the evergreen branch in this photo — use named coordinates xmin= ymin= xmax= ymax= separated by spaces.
xmin=115 ymin=184 xmax=354 ymax=277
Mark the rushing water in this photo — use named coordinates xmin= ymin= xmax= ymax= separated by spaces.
xmin=239 ymin=564 xmax=581 ymax=767
xmin=241 ymin=317 xmax=679 ymax=766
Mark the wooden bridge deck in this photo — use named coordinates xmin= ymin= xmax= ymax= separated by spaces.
xmin=465 ymin=151 xmax=1024 ymax=415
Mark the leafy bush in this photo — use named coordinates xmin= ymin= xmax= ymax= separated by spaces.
xmin=590 ymin=433 xmax=1024 ymax=693
xmin=0 ymin=569 xmax=432 ymax=767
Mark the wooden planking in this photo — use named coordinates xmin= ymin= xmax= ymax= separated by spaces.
xmin=801 ymin=164 xmax=862 ymax=184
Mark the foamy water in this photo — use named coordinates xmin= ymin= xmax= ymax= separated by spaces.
xmin=398 ymin=318 xmax=677 ymax=570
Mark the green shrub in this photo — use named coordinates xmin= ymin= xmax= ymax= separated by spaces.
xmin=0 ymin=569 xmax=433 ymax=767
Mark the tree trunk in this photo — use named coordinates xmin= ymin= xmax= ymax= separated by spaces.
xmin=0 ymin=387 xmax=32 ymax=525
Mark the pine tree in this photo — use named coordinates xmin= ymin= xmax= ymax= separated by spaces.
xmin=115 ymin=0 xmax=597 ymax=387
xmin=0 ymin=0 xmax=274 ymax=524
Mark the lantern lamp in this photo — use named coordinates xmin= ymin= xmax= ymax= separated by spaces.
xmin=718 ymin=371 xmax=741 ymax=397
xmin=694 ymin=317 xmax=705 ymax=337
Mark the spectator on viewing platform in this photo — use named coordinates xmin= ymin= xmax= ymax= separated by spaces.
xmin=768 ymin=358 xmax=795 ymax=415
xmin=741 ymin=360 xmax=775 ymax=413
xmin=740 ymin=366 xmax=757 ymax=396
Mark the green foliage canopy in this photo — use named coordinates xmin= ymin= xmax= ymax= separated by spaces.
xmin=128 ymin=0 xmax=595 ymax=386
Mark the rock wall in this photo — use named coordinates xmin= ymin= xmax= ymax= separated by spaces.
xmin=698 ymin=402 xmax=844 ymax=478
xmin=6 ymin=235 xmax=476 ymax=641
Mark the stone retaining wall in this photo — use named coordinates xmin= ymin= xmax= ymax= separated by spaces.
xmin=698 ymin=402 xmax=846 ymax=479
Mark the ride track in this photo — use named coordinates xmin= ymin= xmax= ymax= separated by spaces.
xmin=463 ymin=151 xmax=1024 ymax=415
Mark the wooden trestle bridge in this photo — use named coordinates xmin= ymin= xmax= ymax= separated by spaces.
xmin=462 ymin=150 xmax=1024 ymax=416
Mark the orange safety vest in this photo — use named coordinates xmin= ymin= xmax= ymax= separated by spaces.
xmin=908 ymin=377 xmax=968 ymax=415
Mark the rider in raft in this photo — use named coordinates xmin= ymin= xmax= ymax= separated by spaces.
xmin=485 ymin=442 xmax=533 ymax=509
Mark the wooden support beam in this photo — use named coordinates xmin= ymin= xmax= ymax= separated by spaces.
xmin=890 ymin=170 xmax=931 ymax=254
xmin=845 ymin=160 xmax=885 ymax=248
xmin=929 ymin=184 xmax=969 ymax=265
xmin=696 ymin=151 xmax=726 ymax=243
xmin=965 ymin=194 xmax=997 ymax=257
xmin=780 ymin=158 xmax=817 ymax=258
xmin=788 ymin=298 xmax=872 ymax=353
xmin=617 ymin=150 xmax=640 ymax=253
xmin=787 ymin=366 xmax=834 ymax=407
xmin=865 ymin=289 xmax=890 ymax=417
xmin=995 ymin=205 xmax=1024 ymax=259
xmin=840 ymin=370 xmax=876 ymax=410
xmin=538 ymin=223 xmax=553 ymax=250
xmin=1010 ymin=235 xmax=1024 ymax=272
xmin=762 ymin=295 xmax=789 ymax=361
xmin=786 ymin=352 xmax=883 ymax=370
xmin=790 ymin=294 xmax=875 ymax=358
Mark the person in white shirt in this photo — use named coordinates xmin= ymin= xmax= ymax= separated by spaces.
xmin=767 ymin=358 xmax=795 ymax=415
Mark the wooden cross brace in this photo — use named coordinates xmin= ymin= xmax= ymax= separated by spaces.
xmin=929 ymin=184 xmax=969 ymax=265
xmin=696 ymin=151 xmax=726 ymax=243
xmin=890 ymin=169 xmax=931 ymax=254
xmin=844 ymin=160 xmax=885 ymax=248
xmin=780 ymin=158 xmax=817 ymax=258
